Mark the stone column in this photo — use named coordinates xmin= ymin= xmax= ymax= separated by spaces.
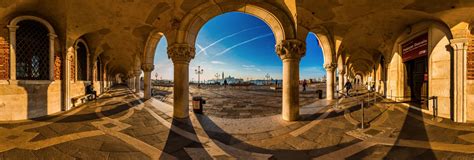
xmin=338 ymin=71 xmax=345 ymax=93
xmin=450 ymin=39 xmax=468 ymax=123
xmin=276 ymin=39 xmax=305 ymax=121
xmin=324 ymin=63 xmax=336 ymax=100
xmin=141 ymin=64 xmax=154 ymax=100
xmin=168 ymin=44 xmax=195 ymax=119
xmin=64 ymin=47 xmax=74 ymax=110
xmin=7 ymin=25 xmax=18 ymax=80
xmin=134 ymin=70 xmax=141 ymax=93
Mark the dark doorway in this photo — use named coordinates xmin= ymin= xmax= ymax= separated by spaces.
xmin=405 ymin=56 xmax=428 ymax=109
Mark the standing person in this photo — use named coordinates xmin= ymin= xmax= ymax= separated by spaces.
xmin=302 ymin=79 xmax=307 ymax=92
xmin=223 ymin=79 xmax=228 ymax=88
xmin=344 ymin=81 xmax=352 ymax=96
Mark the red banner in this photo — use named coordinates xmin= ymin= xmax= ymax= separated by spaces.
xmin=402 ymin=33 xmax=428 ymax=62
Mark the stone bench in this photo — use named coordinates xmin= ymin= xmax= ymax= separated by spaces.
xmin=71 ymin=94 xmax=94 ymax=107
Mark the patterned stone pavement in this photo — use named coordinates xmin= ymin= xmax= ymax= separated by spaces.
xmin=154 ymin=84 xmax=324 ymax=119
xmin=1 ymin=85 xmax=474 ymax=159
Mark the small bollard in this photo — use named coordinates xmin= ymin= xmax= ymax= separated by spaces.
xmin=430 ymin=96 xmax=438 ymax=120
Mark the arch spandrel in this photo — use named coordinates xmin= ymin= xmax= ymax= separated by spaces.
xmin=174 ymin=2 xmax=296 ymax=47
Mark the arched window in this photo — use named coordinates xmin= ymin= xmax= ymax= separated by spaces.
xmin=16 ymin=20 xmax=50 ymax=80
xmin=76 ymin=42 xmax=88 ymax=81
xmin=8 ymin=16 xmax=57 ymax=81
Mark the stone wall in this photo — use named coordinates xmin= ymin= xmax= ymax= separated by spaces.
xmin=428 ymin=28 xmax=451 ymax=118
xmin=70 ymin=81 xmax=89 ymax=107
xmin=0 ymin=81 xmax=61 ymax=121
xmin=387 ymin=24 xmax=453 ymax=119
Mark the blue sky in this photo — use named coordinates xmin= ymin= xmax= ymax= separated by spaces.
xmin=153 ymin=12 xmax=325 ymax=81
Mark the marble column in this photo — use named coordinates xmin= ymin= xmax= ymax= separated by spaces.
xmin=276 ymin=39 xmax=305 ymax=121
xmin=324 ymin=63 xmax=336 ymax=100
xmin=168 ymin=44 xmax=195 ymax=119
xmin=450 ymin=39 xmax=468 ymax=123
xmin=141 ymin=64 xmax=154 ymax=100
xmin=134 ymin=70 xmax=141 ymax=93
xmin=338 ymin=71 xmax=345 ymax=93
xmin=64 ymin=47 xmax=74 ymax=110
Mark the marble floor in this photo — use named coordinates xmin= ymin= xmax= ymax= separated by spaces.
xmin=1 ymin=85 xmax=474 ymax=159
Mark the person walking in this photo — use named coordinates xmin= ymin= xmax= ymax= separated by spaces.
xmin=302 ymin=79 xmax=307 ymax=92
xmin=344 ymin=81 xmax=352 ymax=97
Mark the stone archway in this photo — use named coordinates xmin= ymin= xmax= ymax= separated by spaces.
xmin=386 ymin=19 xmax=455 ymax=119
xmin=161 ymin=2 xmax=304 ymax=121
xmin=177 ymin=2 xmax=295 ymax=46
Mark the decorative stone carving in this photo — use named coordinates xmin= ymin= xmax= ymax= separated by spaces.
xmin=170 ymin=18 xmax=181 ymax=29
xmin=450 ymin=38 xmax=469 ymax=51
xmin=168 ymin=43 xmax=195 ymax=63
xmin=324 ymin=63 xmax=337 ymax=71
xmin=134 ymin=70 xmax=141 ymax=76
xmin=339 ymin=70 xmax=346 ymax=75
xmin=275 ymin=39 xmax=306 ymax=60
xmin=141 ymin=63 xmax=154 ymax=72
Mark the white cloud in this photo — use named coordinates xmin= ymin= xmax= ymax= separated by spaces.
xmin=211 ymin=61 xmax=226 ymax=65
xmin=242 ymin=65 xmax=255 ymax=68
xmin=241 ymin=64 xmax=262 ymax=72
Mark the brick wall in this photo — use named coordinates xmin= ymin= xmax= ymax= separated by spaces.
xmin=468 ymin=36 xmax=474 ymax=80
xmin=0 ymin=37 xmax=9 ymax=80
xmin=54 ymin=52 xmax=61 ymax=80
xmin=70 ymin=55 xmax=75 ymax=81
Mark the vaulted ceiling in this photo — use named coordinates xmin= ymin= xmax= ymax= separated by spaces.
xmin=1 ymin=0 xmax=474 ymax=75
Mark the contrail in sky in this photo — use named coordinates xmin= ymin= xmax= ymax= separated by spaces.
xmin=215 ymin=33 xmax=273 ymax=56
xmin=195 ymin=44 xmax=207 ymax=56
xmin=197 ymin=25 xmax=265 ymax=55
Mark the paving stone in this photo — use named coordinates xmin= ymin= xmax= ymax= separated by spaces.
xmin=32 ymin=147 xmax=75 ymax=160
xmin=3 ymin=149 xmax=38 ymax=160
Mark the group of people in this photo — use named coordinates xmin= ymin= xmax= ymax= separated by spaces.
xmin=300 ymin=79 xmax=354 ymax=97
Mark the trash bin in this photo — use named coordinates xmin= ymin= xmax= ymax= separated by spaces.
xmin=192 ymin=96 xmax=206 ymax=114
xmin=316 ymin=90 xmax=323 ymax=99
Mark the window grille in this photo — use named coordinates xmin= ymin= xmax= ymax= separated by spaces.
xmin=76 ymin=43 xmax=87 ymax=81
xmin=16 ymin=20 xmax=50 ymax=80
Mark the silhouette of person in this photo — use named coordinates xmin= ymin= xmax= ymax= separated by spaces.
xmin=344 ymin=81 xmax=352 ymax=96
xmin=302 ymin=79 xmax=307 ymax=92
xmin=86 ymin=83 xmax=97 ymax=100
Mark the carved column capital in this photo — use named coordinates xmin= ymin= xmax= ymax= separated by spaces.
xmin=338 ymin=70 xmax=346 ymax=75
xmin=450 ymin=38 xmax=469 ymax=51
xmin=134 ymin=70 xmax=141 ymax=77
xmin=168 ymin=43 xmax=195 ymax=63
xmin=141 ymin=64 xmax=154 ymax=72
xmin=275 ymin=39 xmax=306 ymax=60
xmin=324 ymin=63 xmax=337 ymax=72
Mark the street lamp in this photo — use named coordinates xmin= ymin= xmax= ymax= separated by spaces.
xmin=195 ymin=66 xmax=204 ymax=88
xmin=214 ymin=73 xmax=220 ymax=85
xmin=265 ymin=73 xmax=270 ymax=85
